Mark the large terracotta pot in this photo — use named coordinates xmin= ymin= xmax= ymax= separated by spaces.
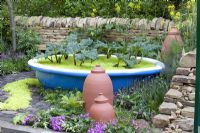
xmin=162 ymin=26 xmax=183 ymax=53
xmin=83 ymin=65 xmax=113 ymax=112
xmin=89 ymin=93 xmax=115 ymax=122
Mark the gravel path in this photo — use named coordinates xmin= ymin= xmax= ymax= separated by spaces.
xmin=0 ymin=71 xmax=51 ymax=122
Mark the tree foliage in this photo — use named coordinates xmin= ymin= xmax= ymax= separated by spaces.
xmin=13 ymin=0 xmax=184 ymax=19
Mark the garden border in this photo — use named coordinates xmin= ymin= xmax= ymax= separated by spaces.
xmin=0 ymin=120 xmax=61 ymax=133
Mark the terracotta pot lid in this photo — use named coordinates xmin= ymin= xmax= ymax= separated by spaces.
xmin=91 ymin=65 xmax=105 ymax=73
xmin=168 ymin=26 xmax=180 ymax=35
xmin=94 ymin=93 xmax=108 ymax=103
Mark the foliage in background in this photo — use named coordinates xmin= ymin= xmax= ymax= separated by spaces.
xmin=0 ymin=78 xmax=40 ymax=110
xmin=162 ymin=41 xmax=182 ymax=79
xmin=0 ymin=56 xmax=30 ymax=76
xmin=168 ymin=0 xmax=197 ymax=51
xmin=1 ymin=1 xmax=41 ymax=55
xmin=115 ymin=75 xmax=169 ymax=122
xmin=0 ymin=1 xmax=11 ymax=52
xmin=13 ymin=0 xmax=185 ymax=19
xmin=16 ymin=27 xmax=41 ymax=58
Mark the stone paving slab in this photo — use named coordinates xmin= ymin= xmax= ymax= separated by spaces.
xmin=0 ymin=120 xmax=61 ymax=133
xmin=0 ymin=71 xmax=35 ymax=88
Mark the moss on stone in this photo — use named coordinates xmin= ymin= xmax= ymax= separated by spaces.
xmin=0 ymin=78 xmax=40 ymax=111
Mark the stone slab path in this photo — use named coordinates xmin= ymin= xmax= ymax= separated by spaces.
xmin=0 ymin=71 xmax=51 ymax=123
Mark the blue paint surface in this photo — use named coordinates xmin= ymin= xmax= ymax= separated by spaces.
xmin=31 ymin=68 xmax=161 ymax=92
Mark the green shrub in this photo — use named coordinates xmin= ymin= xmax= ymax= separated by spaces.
xmin=0 ymin=57 xmax=30 ymax=76
xmin=168 ymin=0 xmax=197 ymax=51
xmin=0 ymin=2 xmax=12 ymax=50
xmin=16 ymin=27 xmax=41 ymax=58
xmin=115 ymin=75 xmax=169 ymax=121
xmin=162 ymin=41 xmax=182 ymax=79
xmin=39 ymin=89 xmax=84 ymax=115
xmin=0 ymin=40 xmax=7 ymax=53
xmin=13 ymin=0 xmax=177 ymax=19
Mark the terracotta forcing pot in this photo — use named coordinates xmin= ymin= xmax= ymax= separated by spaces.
xmin=162 ymin=26 xmax=183 ymax=53
xmin=83 ymin=65 xmax=113 ymax=112
xmin=89 ymin=93 xmax=115 ymax=122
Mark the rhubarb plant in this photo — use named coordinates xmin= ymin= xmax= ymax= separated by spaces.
xmin=36 ymin=43 xmax=65 ymax=63
xmin=66 ymin=33 xmax=97 ymax=66
xmin=76 ymin=49 xmax=98 ymax=66
xmin=95 ymin=41 xmax=117 ymax=59
xmin=66 ymin=34 xmax=80 ymax=66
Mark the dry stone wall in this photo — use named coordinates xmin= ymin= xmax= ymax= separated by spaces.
xmin=14 ymin=16 xmax=174 ymax=50
xmin=153 ymin=50 xmax=196 ymax=133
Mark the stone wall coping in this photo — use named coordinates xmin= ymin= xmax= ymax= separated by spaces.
xmin=14 ymin=16 xmax=174 ymax=31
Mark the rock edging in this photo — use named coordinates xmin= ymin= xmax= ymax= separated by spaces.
xmin=153 ymin=50 xmax=196 ymax=132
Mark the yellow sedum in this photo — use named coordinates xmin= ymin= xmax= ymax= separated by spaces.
xmin=38 ymin=56 xmax=155 ymax=71
xmin=0 ymin=78 xmax=40 ymax=111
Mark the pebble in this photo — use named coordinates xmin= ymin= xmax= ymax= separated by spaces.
xmin=177 ymin=102 xmax=183 ymax=109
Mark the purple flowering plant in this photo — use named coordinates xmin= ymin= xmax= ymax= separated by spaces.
xmin=132 ymin=119 xmax=140 ymax=133
xmin=21 ymin=114 xmax=37 ymax=126
xmin=80 ymin=113 xmax=89 ymax=119
xmin=87 ymin=122 xmax=106 ymax=133
xmin=50 ymin=116 xmax=65 ymax=132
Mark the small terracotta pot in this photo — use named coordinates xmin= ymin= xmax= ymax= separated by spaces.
xmin=162 ymin=26 xmax=183 ymax=53
xmin=83 ymin=65 xmax=113 ymax=112
xmin=89 ymin=93 xmax=115 ymax=122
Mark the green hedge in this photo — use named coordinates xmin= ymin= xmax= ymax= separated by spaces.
xmin=13 ymin=0 xmax=180 ymax=19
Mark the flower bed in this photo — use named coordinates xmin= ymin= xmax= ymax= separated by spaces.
xmin=11 ymin=76 xmax=167 ymax=132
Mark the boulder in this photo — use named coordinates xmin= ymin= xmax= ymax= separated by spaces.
xmin=172 ymin=75 xmax=195 ymax=84
xmin=166 ymin=89 xmax=182 ymax=99
xmin=179 ymin=51 xmax=196 ymax=68
xmin=150 ymin=18 xmax=158 ymax=30
xmin=177 ymin=102 xmax=183 ymax=109
xmin=153 ymin=114 xmax=170 ymax=128
xmin=159 ymin=102 xmax=177 ymax=115
xmin=188 ymin=93 xmax=195 ymax=101
xmin=181 ymin=107 xmax=194 ymax=118
xmin=176 ymin=68 xmax=191 ymax=76
xmin=174 ymin=118 xmax=194 ymax=131
xmin=182 ymin=86 xmax=195 ymax=93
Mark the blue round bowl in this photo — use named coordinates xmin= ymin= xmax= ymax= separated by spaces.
xmin=28 ymin=57 xmax=165 ymax=92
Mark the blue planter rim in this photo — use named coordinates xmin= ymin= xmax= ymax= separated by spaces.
xmin=28 ymin=56 xmax=165 ymax=77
